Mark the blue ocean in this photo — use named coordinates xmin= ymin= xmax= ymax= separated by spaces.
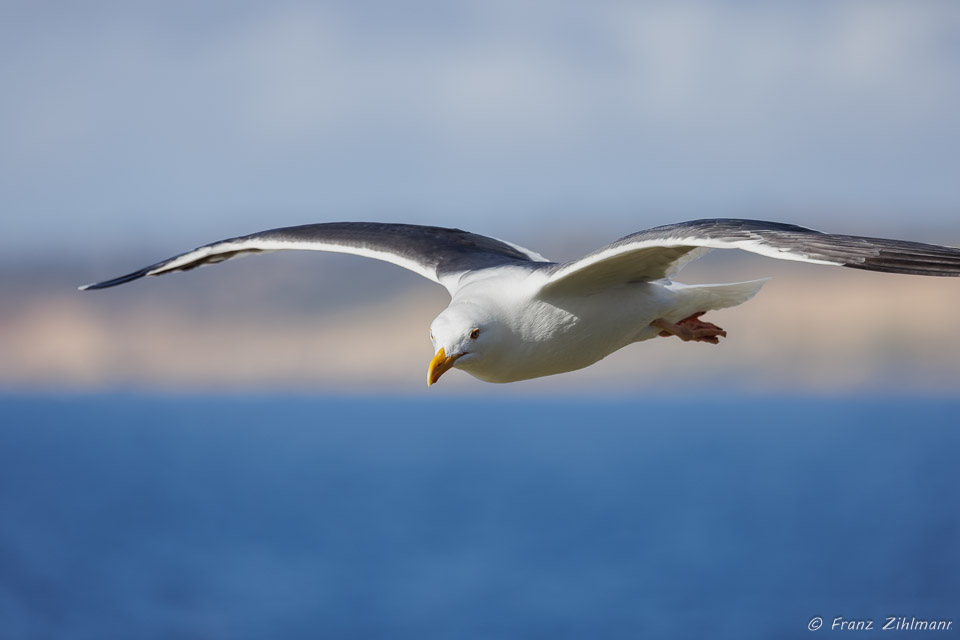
xmin=0 ymin=395 xmax=957 ymax=639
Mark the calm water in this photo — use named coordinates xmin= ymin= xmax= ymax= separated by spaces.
xmin=0 ymin=395 xmax=957 ymax=639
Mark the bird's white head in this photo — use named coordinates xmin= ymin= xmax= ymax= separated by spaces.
xmin=427 ymin=302 xmax=503 ymax=386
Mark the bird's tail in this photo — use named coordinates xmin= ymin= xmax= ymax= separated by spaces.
xmin=667 ymin=278 xmax=770 ymax=318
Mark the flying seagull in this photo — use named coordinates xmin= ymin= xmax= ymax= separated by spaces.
xmin=80 ymin=219 xmax=960 ymax=385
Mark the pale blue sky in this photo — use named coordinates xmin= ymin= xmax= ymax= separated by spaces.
xmin=3 ymin=1 xmax=959 ymax=260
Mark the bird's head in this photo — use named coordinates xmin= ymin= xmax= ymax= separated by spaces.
xmin=427 ymin=302 xmax=502 ymax=386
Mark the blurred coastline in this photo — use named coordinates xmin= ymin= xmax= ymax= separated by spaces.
xmin=3 ymin=244 xmax=959 ymax=395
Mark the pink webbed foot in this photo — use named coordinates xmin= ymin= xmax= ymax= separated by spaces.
xmin=652 ymin=312 xmax=728 ymax=345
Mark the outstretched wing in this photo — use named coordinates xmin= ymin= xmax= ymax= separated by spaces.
xmin=542 ymin=219 xmax=960 ymax=293
xmin=80 ymin=222 xmax=549 ymax=293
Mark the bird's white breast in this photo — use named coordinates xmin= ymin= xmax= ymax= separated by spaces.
xmin=454 ymin=273 xmax=676 ymax=383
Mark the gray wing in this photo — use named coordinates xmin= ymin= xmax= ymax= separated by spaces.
xmin=542 ymin=219 xmax=960 ymax=293
xmin=80 ymin=222 xmax=548 ymax=293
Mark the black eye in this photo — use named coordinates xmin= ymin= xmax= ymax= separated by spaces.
xmin=469 ymin=328 xmax=480 ymax=340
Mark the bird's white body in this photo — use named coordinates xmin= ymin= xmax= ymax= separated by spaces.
xmin=434 ymin=270 xmax=768 ymax=383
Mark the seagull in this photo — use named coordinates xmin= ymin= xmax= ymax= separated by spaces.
xmin=80 ymin=219 xmax=960 ymax=385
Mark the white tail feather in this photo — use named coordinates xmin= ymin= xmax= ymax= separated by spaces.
xmin=666 ymin=278 xmax=770 ymax=320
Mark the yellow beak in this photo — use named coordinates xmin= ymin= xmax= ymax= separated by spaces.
xmin=427 ymin=348 xmax=463 ymax=386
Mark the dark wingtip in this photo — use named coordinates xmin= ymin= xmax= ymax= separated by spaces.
xmin=78 ymin=268 xmax=152 ymax=291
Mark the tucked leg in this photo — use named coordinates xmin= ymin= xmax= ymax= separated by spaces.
xmin=652 ymin=312 xmax=727 ymax=344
